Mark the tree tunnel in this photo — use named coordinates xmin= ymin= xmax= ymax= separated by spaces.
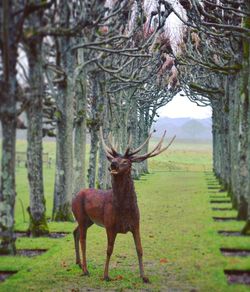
xmin=0 ymin=0 xmax=250 ymax=257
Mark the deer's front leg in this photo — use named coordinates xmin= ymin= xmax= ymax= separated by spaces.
xmin=104 ymin=229 xmax=117 ymax=281
xmin=132 ymin=227 xmax=150 ymax=283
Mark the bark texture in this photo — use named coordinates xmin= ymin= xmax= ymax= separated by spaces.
xmin=25 ymin=10 xmax=49 ymax=236
xmin=52 ymin=1 xmax=74 ymax=221
xmin=73 ymin=49 xmax=87 ymax=194
xmin=87 ymin=71 xmax=103 ymax=188
xmin=0 ymin=1 xmax=17 ymax=255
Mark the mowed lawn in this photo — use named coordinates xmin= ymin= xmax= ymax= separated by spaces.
xmin=0 ymin=139 xmax=250 ymax=291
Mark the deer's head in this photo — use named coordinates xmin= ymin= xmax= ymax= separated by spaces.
xmin=109 ymin=157 xmax=132 ymax=175
xmin=100 ymin=129 xmax=175 ymax=176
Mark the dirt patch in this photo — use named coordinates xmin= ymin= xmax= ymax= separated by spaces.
xmin=48 ymin=232 xmax=69 ymax=238
xmin=224 ymin=270 xmax=250 ymax=285
xmin=14 ymin=231 xmax=27 ymax=238
xmin=0 ymin=271 xmax=17 ymax=282
xmin=17 ymin=249 xmax=47 ymax=257
xmin=0 ymin=249 xmax=47 ymax=257
xmin=221 ymin=248 xmax=250 ymax=257
xmin=219 ymin=189 xmax=227 ymax=193
xmin=15 ymin=231 xmax=69 ymax=239
xmin=213 ymin=217 xmax=236 ymax=222
xmin=210 ymin=200 xmax=231 ymax=204
xmin=218 ymin=230 xmax=250 ymax=237
xmin=212 ymin=207 xmax=232 ymax=211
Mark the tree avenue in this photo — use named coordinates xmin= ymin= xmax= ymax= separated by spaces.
xmin=0 ymin=0 xmax=250 ymax=255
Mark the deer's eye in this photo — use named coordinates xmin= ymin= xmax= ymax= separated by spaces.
xmin=121 ymin=160 xmax=128 ymax=165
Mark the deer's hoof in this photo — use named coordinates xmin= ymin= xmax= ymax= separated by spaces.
xmin=103 ymin=276 xmax=111 ymax=282
xmin=142 ymin=276 xmax=150 ymax=283
xmin=82 ymin=270 xmax=90 ymax=276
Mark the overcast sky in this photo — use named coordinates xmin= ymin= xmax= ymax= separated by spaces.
xmin=156 ymin=3 xmax=210 ymax=119
xmin=158 ymin=93 xmax=212 ymax=119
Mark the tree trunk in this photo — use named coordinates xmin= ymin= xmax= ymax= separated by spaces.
xmin=139 ymin=107 xmax=150 ymax=175
xmin=225 ymin=75 xmax=240 ymax=209
xmin=88 ymin=127 xmax=99 ymax=188
xmin=53 ymin=79 xmax=74 ymax=221
xmin=25 ymin=13 xmax=49 ymax=236
xmin=73 ymin=49 xmax=87 ymax=194
xmin=0 ymin=1 xmax=17 ymax=255
xmin=0 ymin=118 xmax=16 ymax=254
xmin=212 ymin=99 xmax=225 ymax=182
xmin=87 ymin=71 xmax=104 ymax=188
xmin=130 ymin=99 xmax=140 ymax=179
xmin=52 ymin=1 xmax=74 ymax=221
xmin=220 ymin=82 xmax=231 ymax=190
xmin=238 ymin=8 xmax=250 ymax=223
xmin=237 ymin=90 xmax=249 ymax=220
xmin=97 ymin=76 xmax=110 ymax=189
xmin=98 ymin=125 xmax=110 ymax=189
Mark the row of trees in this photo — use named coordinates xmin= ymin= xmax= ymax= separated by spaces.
xmin=176 ymin=0 xmax=250 ymax=233
xmin=0 ymin=0 xmax=179 ymax=254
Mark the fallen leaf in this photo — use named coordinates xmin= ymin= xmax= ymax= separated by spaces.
xmin=61 ymin=261 xmax=67 ymax=268
xmin=160 ymin=258 xmax=168 ymax=264
xmin=115 ymin=275 xmax=123 ymax=280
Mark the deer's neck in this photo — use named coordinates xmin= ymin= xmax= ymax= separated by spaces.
xmin=111 ymin=172 xmax=137 ymax=210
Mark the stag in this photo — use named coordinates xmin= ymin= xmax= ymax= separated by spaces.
xmin=72 ymin=130 xmax=175 ymax=283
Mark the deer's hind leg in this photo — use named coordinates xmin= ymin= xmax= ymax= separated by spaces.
xmin=77 ymin=217 xmax=93 ymax=276
xmin=73 ymin=226 xmax=81 ymax=267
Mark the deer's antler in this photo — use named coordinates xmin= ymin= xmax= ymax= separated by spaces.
xmin=126 ymin=132 xmax=153 ymax=157
xmin=100 ymin=127 xmax=118 ymax=159
xmin=124 ymin=133 xmax=132 ymax=156
xmin=130 ymin=131 xmax=176 ymax=163
xmin=100 ymin=128 xmax=175 ymax=162
xmin=107 ymin=133 xmax=119 ymax=156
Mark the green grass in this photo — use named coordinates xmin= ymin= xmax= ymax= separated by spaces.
xmin=0 ymin=140 xmax=250 ymax=291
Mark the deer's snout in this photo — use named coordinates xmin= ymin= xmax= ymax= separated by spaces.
xmin=110 ymin=161 xmax=119 ymax=170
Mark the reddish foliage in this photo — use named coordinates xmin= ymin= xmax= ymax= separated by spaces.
xmin=99 ymin=26 xmax=109 ymax=34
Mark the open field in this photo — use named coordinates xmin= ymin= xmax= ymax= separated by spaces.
xmin=1 ymin=140 xmax=250 ymax=291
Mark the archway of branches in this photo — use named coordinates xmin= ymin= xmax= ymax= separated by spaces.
xmin=1 ymin=1 xmax=250 ymax=255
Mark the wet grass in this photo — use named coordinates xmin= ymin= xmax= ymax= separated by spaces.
xmin=0 ymin=140 xmax=250 ymax=291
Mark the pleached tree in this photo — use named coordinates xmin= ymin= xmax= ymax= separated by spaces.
xmin=0 ymin=0 xmax=19 ymax=255
xmin=22 ymin=1 xmax=50 ymax=236
xmin=177 ymin=0 xmax=250 ymax=233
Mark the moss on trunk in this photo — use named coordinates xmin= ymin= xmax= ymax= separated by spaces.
xmin=231 ymin=196 xmax=238 ymax=210
xmin=237 ymin=196 xmax=248 ymax=220
xmin=0 ymin=231 xmax=16 ymax=255
xmin=53 ymin=202 xmax=74 ymax=222
xmin=27 ymin=207 xmax=49 ymax=237
xmin=241 ymin=220 xmax=250 ymax=235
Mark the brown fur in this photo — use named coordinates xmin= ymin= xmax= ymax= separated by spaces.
xmin=72 ymin=157 xmax=149 ymax=283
